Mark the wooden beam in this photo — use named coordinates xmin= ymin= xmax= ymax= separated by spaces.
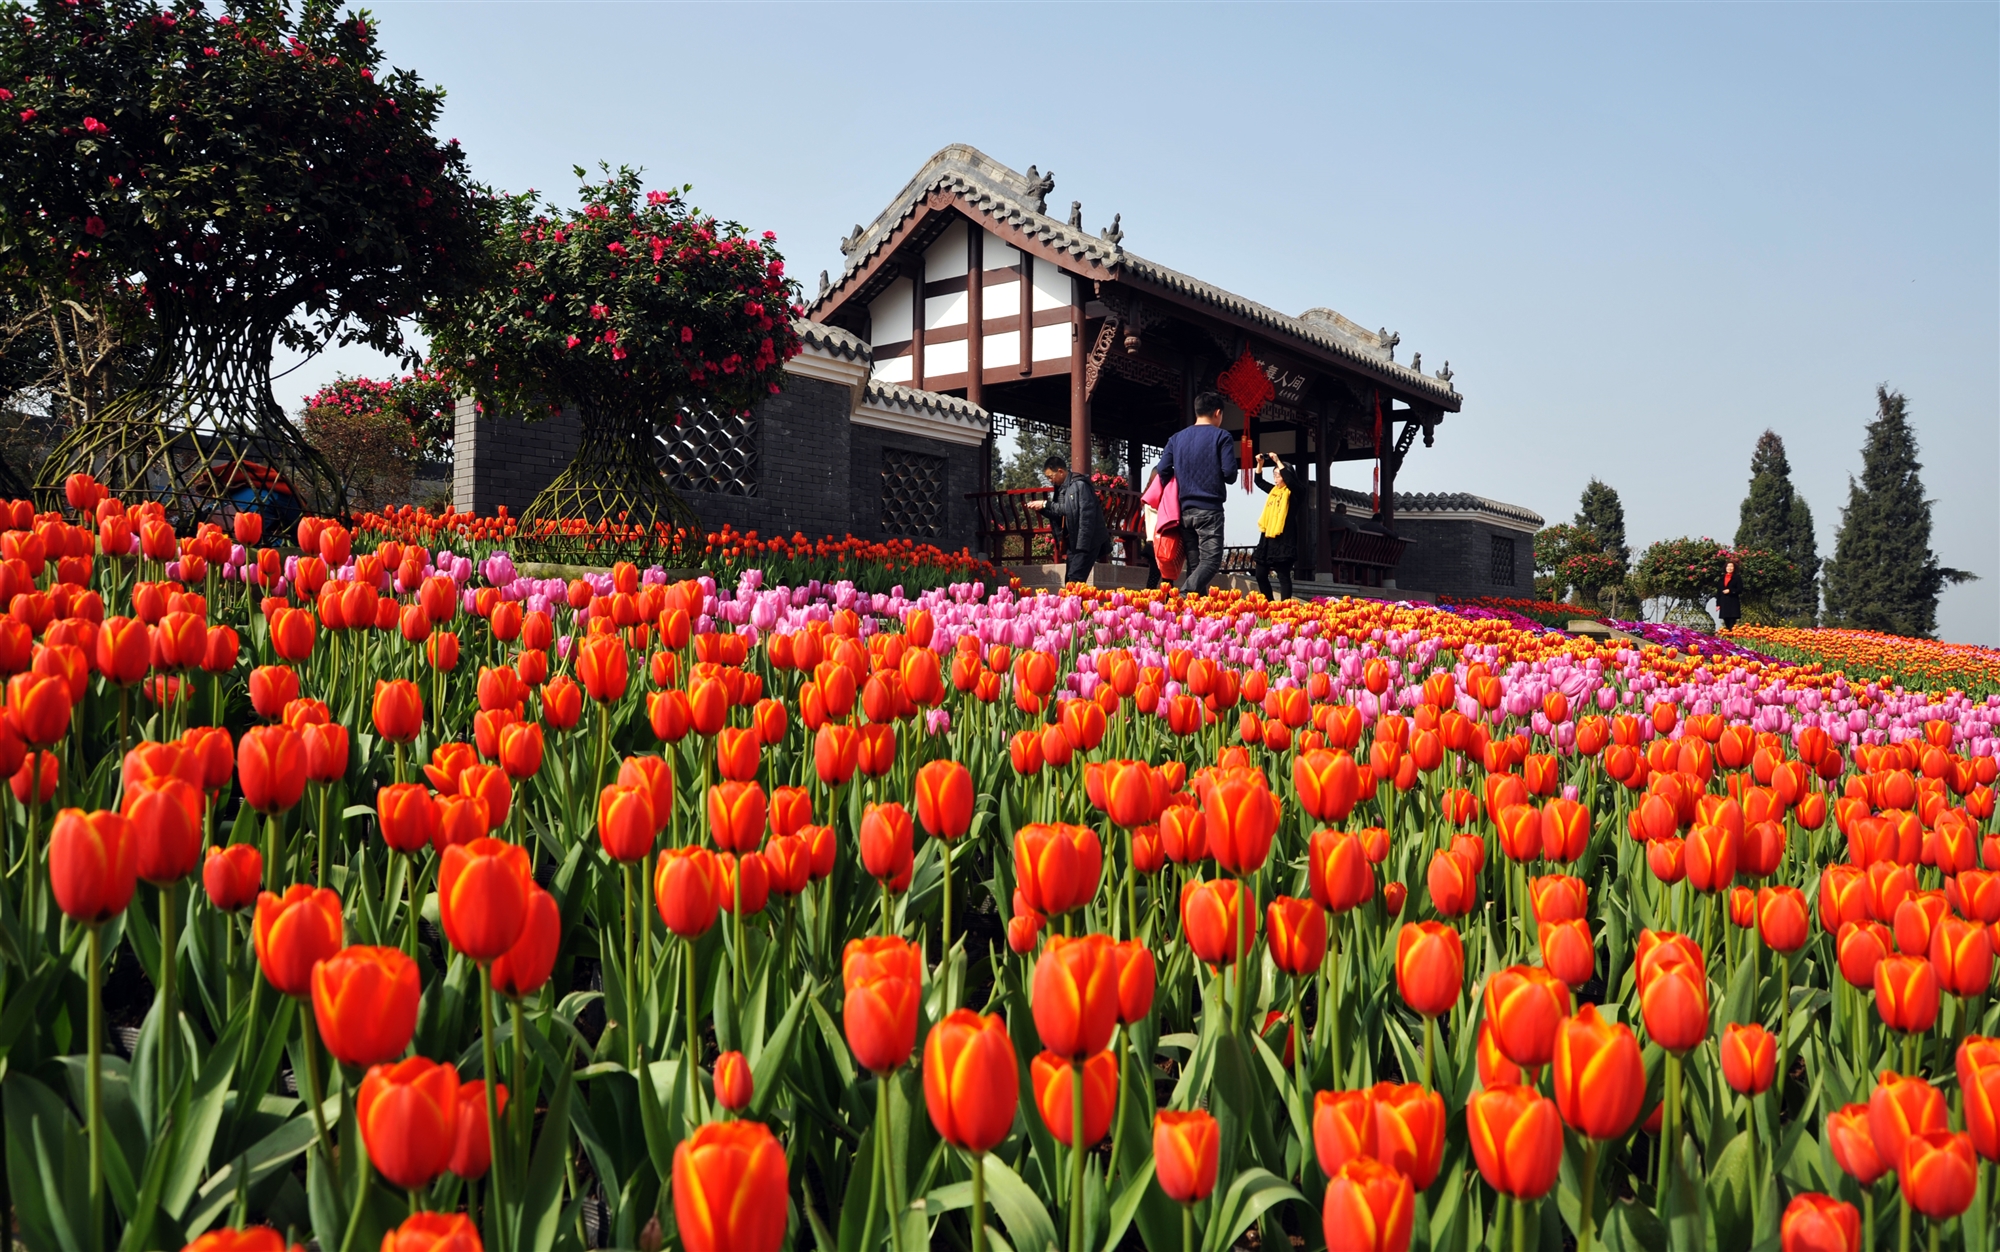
xmin=1018 ymin=252 xmax=1033 ymax=377
xmin=966 ymin=224 xmax=984 ymax=410
xmin=1070 ymin=278 xmax=1088 ymax=473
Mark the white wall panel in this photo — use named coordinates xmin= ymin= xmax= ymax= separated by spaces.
xmin=982 ymin=231 xmax=1017 ymax=270
xmin=1031 ymin=259 xmax=1071 ymax=312
xmin=925 ymin=340 xmax=968 ymax=378
xmin=868 ymin=279 xmax=913 ymax=346
xmin=873 ymin=354 xmax=913 ymax=385
xmin=925 ymin=220 xmax=968 ymax=280
xmin=926 ymin=288 xmax=968 ymax=330
xmin=1031 ymin=322 xmax=1071 ymax=362
xmin=982 ymin=280 xmax=1019 ymax=320
xmin=982 ymin=331 xmax=1020 ymax=369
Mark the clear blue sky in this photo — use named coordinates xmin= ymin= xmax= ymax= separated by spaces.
xmin=287 ymin=2 xmax=2000 ymax=644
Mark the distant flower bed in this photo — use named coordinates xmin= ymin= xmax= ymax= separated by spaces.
xmin=351 ymin=506 xmax=1001 ymax=592
xmin=1734 ymin=624 xmax=2000 ymax=697
xmin=1603 ymin=618 xmax=1777 ymax=661
xmin=1440 ymin=596 xmax=1603 ymax=632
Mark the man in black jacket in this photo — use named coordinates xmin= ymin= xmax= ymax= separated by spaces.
xmin=1027 ymin=454 xmax=1110 ymax=585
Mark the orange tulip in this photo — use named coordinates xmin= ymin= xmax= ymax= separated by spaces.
xmin=597 ymin=779 xmax=657 ymax=862
xmin=438 ymin=837 xmax=531 ymax=962
xmin=1032 ymin=933 xmax=1117 ymax=1058
xmin=1369 ymin=1082 xmax=1446 ymax=1188
xmin=1827 ymin=1102 xmax=1890 ymax=1185
xmin=714 ymin=1051 xmax=753 ymax=1112
xmin=715 ymin=726 xmax=760 ymax=783
xmin=923 ymin=1009 xmax=1020 ymax=1154
xmin=48 ymin=807 xmax=136 ymax=925
xmin=1929 ymin=916 xmax=1993 ymax=998
xmin=380 ymin=1212 xmax=480 ymax=1252
xmin=181 ymin=1228 xmax=300 ymax=1252
xmin=1720 ymin=1022 xmax=1777 ymax=1095
xmin=1109 ymin=938 xmax=1157 ymax=1024
xmin=312 ymin=945 xmax=419 ymax=1068
xmin=1181 ymin=877 xmax=1257 ymax=967
xmin=1312 ymin=1089 xmax=1377 ymax=1176
xmin=655 ymin=846 xmax=723 ymax=939
xmin=1639 ymin=948 xmax=1709 ymax=1053
xmin=1779 ymin=1194 xmax=1860 ymax=1252
xmin=857 ymin=800 xmax=915 ymax=891
xmin=1870 ymin=1072 xmax=1948 ymax=1170
xmin=814 ymin=724 xmax=859 ymax=785
xmin=1758 ymin=885 xmax=1811 ymax=954
xmin=1015 ymin=823 xmax=1102 ymax=917
xmin=447 ymin=1080 xmax=507 ymax=1180
xmin=1029 ymin=1050 xmax=1116 ymax=1147
xmin=1154 ymin=1109 xmax=1221 ymax=1204
xmin=1099 ymin=759 xmax=1163 ymax=829
xmin=575 ymin=635 xmax=628 ymax=702
xmin=1961 ymin=1036 xmax=2000 ymax=1161
xmin=1900 ymin=1131 xmax=1978 ymax=1220
xmin=1395 ymin=921 xmax=1464 ymax=1018
xmin=1203 ymin=770 xmax=1279 ymax=874
xmin=253 ymin=884 xmax=342 ymax=997
xmin=1467 ymin=1084 xmax=1564 ymax=1199
xmin=1322 ymin=1157 xmax=1415 ymax=1252
xmin=202 ymin=844 xmax=262 ymax=911
xmin=1427 ymin=849 xmax=1479 ymax=918
xmin=1875 ymin=955 xmax=1940 ymax=1034
xmin=1539 ymin=798 xmax=1589 ymax=863
xmin=1551 ymin=1004 xmax=1644 ymax=1139
xmin=707 ymin=781 xmax=767 ymax=854
xmin=1482 ymin=965 xmax=1571 ymax=1069
xmin=371 ymin=679 xmax=423 ymax=744
xmin=1538 ymin=919 xmax=1595 ymax=989
xmin=356 ymin=1055 xmax=458 ymax=1191
xmin=914 ymin=759 xmax=974 ymax=839
xmin=1528 ymin=873 xmax=1587 ymax=923
xmin=1310 ymin=829 xmax=1375 ymax=912
xmin=1295 ymin=749 xmax=1361 ymax=822
xmin=237 ymin=724 xmax=305 ymax=814
xmin=490 ymin=885 xmax=560 ymax=1000
xmin=1267 ymin=895 xmax=1327 ymax=976
xmin=122 ymin=775 xmax=202 ymax=886
xmin=842 ymin=936 xmax=922 ymax=1073
xmin=671 ymin=1120 xmax=789 ymax=1252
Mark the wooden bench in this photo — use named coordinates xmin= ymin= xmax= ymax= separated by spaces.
xmin=968 ymin=486 xmax=1149 ymax=567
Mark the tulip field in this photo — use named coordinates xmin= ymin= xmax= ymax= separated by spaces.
xmin=3 ymin=485 xmax=2000 ymax=1252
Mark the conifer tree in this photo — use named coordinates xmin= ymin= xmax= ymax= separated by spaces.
xmin=1822 ymin=386 xmax=1975 ymax=637
xmin=1574 ymin=479 xmax=1630 ymax=567
xmin=1734 ymin=430 xmax=1821 ymax=624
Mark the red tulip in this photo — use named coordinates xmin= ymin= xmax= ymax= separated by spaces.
xmin=1467 ymin=1084 xmax=1564 ymax=1199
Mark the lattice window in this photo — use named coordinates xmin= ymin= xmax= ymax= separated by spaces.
xmin=659 ymin=408 xmax=758 ymax=496
xmin=1490 ymin=535 xmax=1516 ymax=586
xmin=881 ymin=448 xmax=947 ymax=538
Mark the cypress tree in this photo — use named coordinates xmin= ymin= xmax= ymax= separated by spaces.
xmin=1733 ymin=430 xmax=1821 ymax=624
xmin=1574 ymin=479 xmax=1630 ymax=568
xmin=1822 ymin=386 xmax=1975 ymax=637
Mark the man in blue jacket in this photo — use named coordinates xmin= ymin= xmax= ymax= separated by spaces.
xmin=1153 ymin=391 xmax=1238 ymax=593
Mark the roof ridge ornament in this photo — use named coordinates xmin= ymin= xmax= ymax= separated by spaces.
xmin=1066 ymin=200 xmax=1083 ymax=229
xmin=838 ymin=223 xmax=864 ymax=255
xmin=1100 ymin=213 xmax=1123 ymax=247
xmin=817 ymin=270 xmax=829 ymax=300
xmin=1436 ymin=360 xmax=1454 ymax=386
xmin=1377 ymin=328 xmax=1400 ymax=362
xmin=1023 ymin=165 xmax=1055 ymax=215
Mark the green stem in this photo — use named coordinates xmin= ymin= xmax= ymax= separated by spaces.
xmin=317 ymin=784 xmax=332 ymax=887
xmin=624 ymin=864 xmax=638 ymax=1071
xmin=510 ymin=996 xmax=528 ymax=1187
xmin=859 ymin=1080 xmax=882 ymax=1252
xmin=87 ymin=925 xmax=103 ymax=1252
xmin=302 ymin=1008 xmax=334 ymax=1167
xmin=1423 ymin=1014 xmax=1437 ymax=1092
xmin=1328 ymin=916 xmax=1342 ymax=1087
xmin=1182 ymin=1205 xmax=1193 ymax=1252
xmin=1231 ymin=875 xmax=1247 ymax=1037
xmin=1899 ymin=1192 xmax=1910 ymax=1252
xmin=1070 ymin=1058 xmax=1086 ymax=1252
xmin=405 ymin=853 xmax=422 ymax=960
xmin=971 ymin=1151 xmax=987 ymax=1252
xmin=685 ymin=937 xmax=703 ymax=1126
xmin=263 ymin=810 xmax=281 ymax=893
xmin=480 ymin=965 xmax=507 ymax=1239
xmin=1865 ymin=1189 xmax=1876 ymax=1252
xmin=883 ymin=1071 xmax=904 ymax=1252
xmin=732 ymin=865 xmax=744 ymax=1010
xmin=159 ymin=879 xmax=179 ymax=1123
xmin=1513 ymin=1195 xmax=1527 ymax=1252
xmin=941 ymin=838 xmax=955 ymax=1011
xmin=1579 ymin=1139 xmax=1599 ymax=1252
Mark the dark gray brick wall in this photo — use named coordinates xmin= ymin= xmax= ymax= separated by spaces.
xmin=682 ymin=373 xmax=853 ymax=540
xmin=848 ymin=423 xmax=982 ymax=554
xmin=1391 ymin=516 xmax=1537 ymax=599
xmin=453 ymin=398 xmax=581 ymax=516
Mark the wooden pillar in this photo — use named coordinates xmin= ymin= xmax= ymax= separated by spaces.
xmin=1018 ymin=255 xmax=1033 ymax=377
xmin=909 ymin=255 xmax=926 ymax=391
xmin=1069 ymin=277 xmax=1089 ymax=473
xmin=1380 ymin=407 xmax=1399 ymax=535
xmin=965 ymin=224 xmax=984 ymax=408
xmin=1315 ymin=405 xmax=1332 ymax=575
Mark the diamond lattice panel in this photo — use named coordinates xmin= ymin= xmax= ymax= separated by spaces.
xmin=880 ymin=447 xmax=946 ymax=538
xmin=659 ymin=409 xmax=759 ymax=497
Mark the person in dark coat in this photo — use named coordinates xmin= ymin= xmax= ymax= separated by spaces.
xmin=1715 ymin=560 xmax=1745 ymax=630
xmin=1026 ymin=454 xmax=1110 ymax=585
xmin=1251 ymin=452 xmax=1304 ymax=599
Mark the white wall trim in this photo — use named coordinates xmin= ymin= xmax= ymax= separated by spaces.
xmin=852 ymin=402 xmax=988 ymax=448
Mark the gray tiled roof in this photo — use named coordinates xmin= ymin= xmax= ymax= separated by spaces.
xmin=793 ymin=318 xmax=871 ymax=363
xmin=863 ymin=378 xmax=991 ymax=428
xmin=1332 ymin=486 xmax=1543 ymax=528
xmin=814 ymin=144 xmax=1462 ymax=410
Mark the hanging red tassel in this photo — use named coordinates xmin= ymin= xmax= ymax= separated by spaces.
xmin=1216 ymin=349 xmax=1276 ymax=493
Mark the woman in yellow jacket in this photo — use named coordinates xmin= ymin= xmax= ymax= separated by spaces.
xmin=1252 ymin=452 xmax=1303 ymax=599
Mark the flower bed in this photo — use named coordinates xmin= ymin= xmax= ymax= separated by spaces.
xmin=5 ymin=476 xmax=2000 ymax=1252
xmin=1732 ymin=625 xmax=2000 ymax=699
xmin=1442 ymin=595 xmax=1606 ymax=630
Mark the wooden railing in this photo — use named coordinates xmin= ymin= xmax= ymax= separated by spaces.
xmin=966 ymin=486 xmax=1149 ymax=567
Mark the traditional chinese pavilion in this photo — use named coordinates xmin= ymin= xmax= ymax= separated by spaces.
xmin=457 ymin=144 xmax=1542 ymax=597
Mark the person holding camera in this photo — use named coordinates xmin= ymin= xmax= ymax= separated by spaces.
xmin=1251 ymin=451 xmax=1303 ymax=599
